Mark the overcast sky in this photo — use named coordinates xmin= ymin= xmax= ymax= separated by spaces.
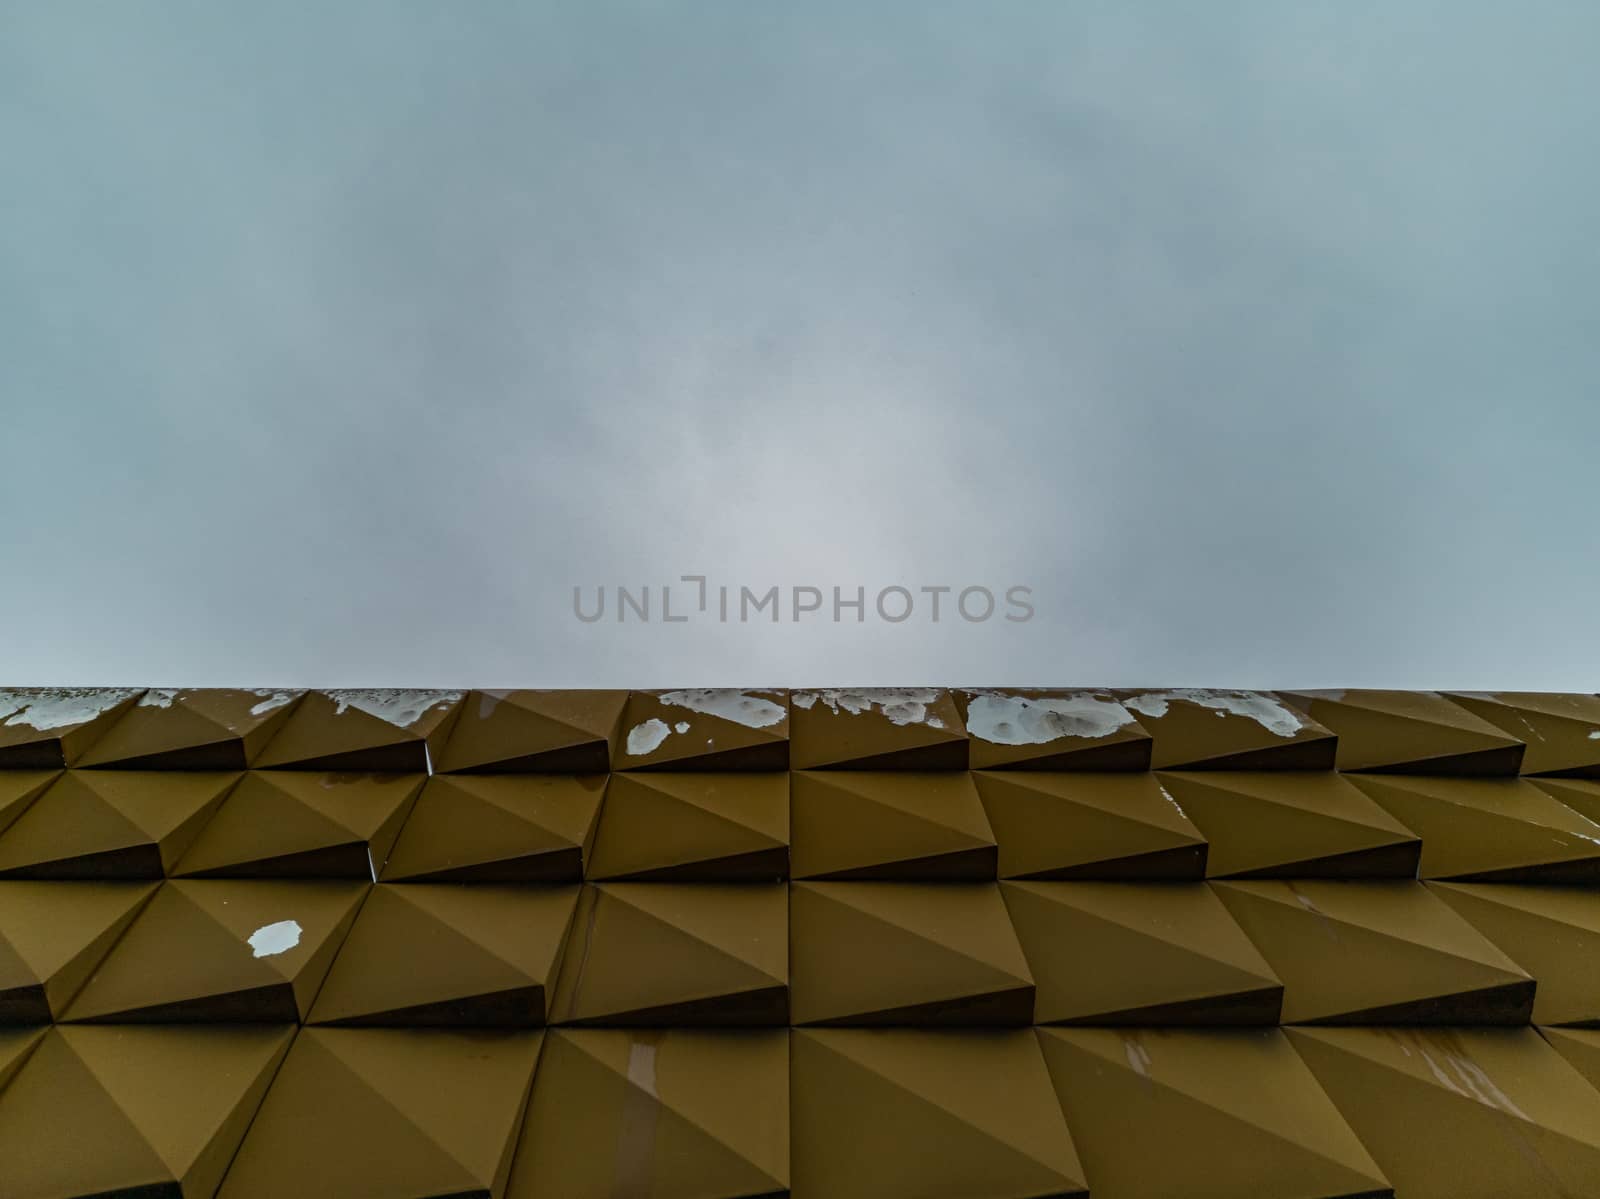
xmin=4 ymin=3 xmax=1597 ymax=690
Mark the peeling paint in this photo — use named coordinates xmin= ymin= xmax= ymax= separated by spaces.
xmin=1123 ymin=689 xmax=1306 ymax=737
xmin=0 ymin=688 xmax=142 ymax=732
xmin=248 ymin=920 xmax=302 ymax=958
xmin=965 ymin=692 xmax=1134 ymax=745
xmin=1156 ymin=785 xmax=1190 ymax=820
xmin=626 ymin=719 xmax=671 ymax=756
xmin=324 ymin=689 xmax=462 ymax=727
xmin=792 ymin=688 xmax=945 ymax=727
xmin=673 ymin=721 xmax=690 ymax=735
xmin=1589 ymin=730 xmax=1600 ymax=741
xmin=248 ymin=690 xmax=296 ymax=717
xmin=1122 ymin=1035 xmax=1152 ymax=1079
xmin=139 ymin=689 xmax=179 ymax=709
xmin=657 ymin=688 xmax=786 ymax=729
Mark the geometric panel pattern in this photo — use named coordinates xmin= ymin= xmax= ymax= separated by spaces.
xmin=1430 ymin=882 xmax=1600 ymax=1026
xmin=616 ymin=689 xmax=790 ymax=771
xmin=1117 ymin=688 xmax=1338 ymax=770
xmin=1446 ymin=690 xmax=1600 ymax=778
xmin=2 ymin=683 xmax=1600 ymax=1198
xmin=546 ymin=883 xmax=789 ymax=1027
xmin=1158 ymin=769 xmax=1422 ymax=878
xmin=974 ymin=770 xmax=1209 ymax=879
xmin=587 ymin=772 xmax=788 ymax=881
xmin=791 ymin=770 xmax=995 ymax=880
xmin=956 ymin=688 xmax=1152 ymax=770
xmin=171 ymin=771 xmax=423 ymax=880
xmin=790 ymin=881 xmax=1034 ymax=1026
xmin=307 ymin=884 xmax=580 ymax=1027
xmin=61 ymin=879 xmax=367 ymax=1023
xmin=1349 ymin=774 xmax=1600 ymax=882
xmin=1038 ymin=1027 xmax=1391 ymax=1198
xmin=0 ymin=688 xmax=145 ymax=768
xmin=792 ymin=1028 xmax=1088 ymax=1198
xmin=1213 ymin=879 xmax=1536 ymax=1025
xmin=76 ymin=687 xmax=304 ymax=770
xmin=0 ymin=881 xmax=157 ymax=1023
xmin=251 ymin=689 xmax=465 ymax=773
xmin=0 ymin=770 xmax=238 ymax=880
xmin=509 ymin=1028 xmax=789 ymax=1197
xmin=1283 ymin=688 xmax=1527 ymax=775
xmin=216 ymin=1027 xmax=544 ymax=1199
xmin=435 ymin=689 xmax=628 ymax=774
xmin=0 ymin=1024 xmax=294 ymax=1199
xmin=1002 ymin=881 xmax=1283 ymax=1025
xmin=1288 ymin=1026 xmax=1600 ymax=1198
xmin=380 ymin=773 xmax=604 ymax=883
xmin=789 ymin=688 xmax=968 ymax=769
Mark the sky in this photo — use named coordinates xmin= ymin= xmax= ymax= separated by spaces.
xmin=3 ymin=2 xmax=1598 ymax=690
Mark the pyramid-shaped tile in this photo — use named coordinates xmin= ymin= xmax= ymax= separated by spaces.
xmin=1534 ymin=776 xmax=1600 ymax=825
xmin=381 ymin=773 xmax=604 ymax=883
xmin=1003 ymin=882 xmax=1283 ymax=1024
xmin=1283 ymin=689 xmax=1525 ymax=775
xmin=0 ymin=1024 xmax=293 ymax=1199
xmin=1289 ymin=1026 xmax=1600 ymax=1199
xmin=75 ymin=687 xmax=304 ymax=770
xmin=508 ymin=1029 xmax=788 ymax=1198
xmin=792 ymin=1028 xmax=1087 ymax=1198
xmin=1431 ymin=883 xmax=1600 ymax=1026
xmin=218 ymin=1027 xmax=543 ymax=1199
xmin=1158 ymin=770 xmax=1422 ymax=878
xmin=0 ymin=1026 xmax=45 ymax=1092
xmin=0 ymin=770 xmax=237 ymax=879
xmin=63 ymin=878 xmax=366 ymax=1022
xmin=0 ymin=687 xmax=144 ymax=767
xmin=547 ymin=883 xmax=788 ymax=1026
xmin=0 ymin=770 xmax=55 ymax=838
xmin=974 ymin=771 xmax=1208 ymax=879
xmin=957 ymin=688 xmax=1152 ymax=770
xmin=587 ymin=773 xmax=788 ymax=881
xmin=616 ymin=689 xmax=790 ymax=770
xmin=173 ymin=771 xmax=423 ymax=879
xmin=1349 ymin=775 xmax=1600 ymax=882
xmin=789 ymin=689 xmax=968 ymax=770
xmin=1213 ymin=880 xmax=1535 ymax=1024
xmin=791 ymin=771 xmax=995 ymax=880
xmin=0 ymin=881 xmax=157 ymax=1023
xmin=253 ymin=689 xmax=465 ymax=772
xmin=1039 ymin=1027 xmax=1390 ymax=1199
xmin=1447 ymin=691 xmax=1600 ymax=778
xmin=436 ymin=688 xmax=628 ymax=772
xmin=1542 ymin=1027 xmax=1600 ymax=1090
xmin=1116 ymin=689 xmax=1336 ymax=769
xmin=309 ymin=884 xmax=580 ymax=1026
xmin=790 ymin=882 xmax=1034 ymax=1025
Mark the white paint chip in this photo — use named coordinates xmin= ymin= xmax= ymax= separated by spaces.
xmin=139 ymin=688 xmax=179 ymax=709
xmin=965 ymin=692 xmax=1135 ymax=745
xmin=626 ymin=719 xmax=671 ymax=756
xmin=673 ymin=721 xmax=691 ymax=734
xmin=792 ymin=688 xmax=945 ymax=727
xmin=1589 ymin=730 xmax=1600 ymax=741
xmin=248 ymin=920 xmax=302 ymax=959
xmin=0 ymin=688 xmax=142 ymax=732
xmin=1122 ymin=1036 xmax=1152 ymax=1079
xmin=324 ymin=689 xmax=464 ymax=728
xmin=248 ymin=690 xmax=296 ymax=717
xmin=1123 ymin=689 xmax=1307 ymax=738
xmin=657 ymin=689 xmax=786 ymax=729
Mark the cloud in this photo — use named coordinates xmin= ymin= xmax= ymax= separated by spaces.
xmin=2 ymin=2 xmax=1597 ymax=688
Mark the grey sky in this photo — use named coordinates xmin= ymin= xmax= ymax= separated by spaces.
xmin=3 ymin=3 xmax=1597 ymax=690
